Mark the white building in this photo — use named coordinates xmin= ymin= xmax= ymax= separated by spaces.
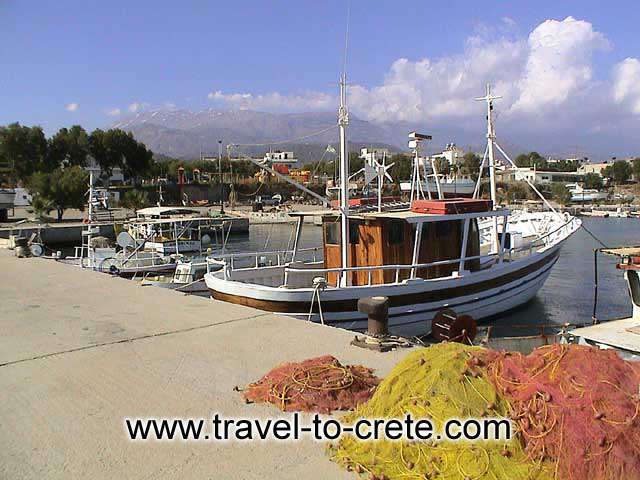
xmin=430 ymin=143 xmax=465 ymax=166
xmin=499 ymin=167 xmax=583 ymax=184
xmin=359 ymin=147 xmax=390 ymax=166
xmin=577 ymin=161 xmax=611 ymax=177
xmin=264 ymin=151 xmax=297 ymax=164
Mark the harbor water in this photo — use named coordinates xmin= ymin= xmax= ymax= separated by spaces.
xmin=219 ymin=217 xmax=640 ymax=335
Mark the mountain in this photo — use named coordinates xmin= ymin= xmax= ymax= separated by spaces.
xmin=113 ymin=109 xmax=402 ymax=162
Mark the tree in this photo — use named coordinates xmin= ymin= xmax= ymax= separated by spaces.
xmin=0 ymin=123 xmax=52 ymax=182
xmin=48 ymin=125 xmax=90 ymax=167
xmin=120 ymin=189 xmax=150 ymax=211
xmin=348 ymin=151 xmax=363 ymax=173
xmin=27 ymin=166 xmax=88 ymax=220
xmin=551 ymin=183 xmax=571 ymax=205
xmin=388 ymin=153 xmax=412 ymax=183
xmin=433 ymin=157 xmax=450 ymax=176
xmin=632 ymin=158 xmax=640 ymax=181
xmin=89 ymin=128 xmax=153 ymax=183
xmin=603 ymin=160 xmax=631 ymax=185
xmin=461 ymin=152 xmax=481 ymax=180
xmin=514 ymin=151 xmax=547 ymax=169
xmin=583 ymin=172 xmax=603 ymax=190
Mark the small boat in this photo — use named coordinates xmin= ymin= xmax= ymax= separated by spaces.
xmin=570 ymin=246 xmax=640 ymax=361
xmin=125 ymin=206 xmax=243 ymax=255
xmin=567 ymin=183 xmax=608 ymax=203
xmin=140 ymin=259 xmax=217 ymax=296
xmin=59 ymin=170 xmax=179 ymax=278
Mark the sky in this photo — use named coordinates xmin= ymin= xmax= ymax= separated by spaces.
xmin=2 ymin=0 xmax=640 ymax=157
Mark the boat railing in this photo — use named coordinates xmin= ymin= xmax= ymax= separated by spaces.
xmin=208 ymin=246 xmax=323 ymax=271
xmin=283 ymin=217 xmax=580 ymax=288
xmin=283 ymin=251 xmax=504 ymax=287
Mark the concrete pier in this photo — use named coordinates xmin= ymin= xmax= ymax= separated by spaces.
xmin=0 ymin=250 xmax=412 ymax=479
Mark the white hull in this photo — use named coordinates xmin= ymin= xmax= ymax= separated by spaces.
xmin=206 ymin=243 xmax=563 ymax=334
xmin=0 ymin=189 xmax=16 ymax=209
xmin=570 ymin=192 xmax=608 ymax=202
xmin=144 ymin=240 xmax=202 ymax=254
xmin=141 ymin=279 xmax=209 ymax=296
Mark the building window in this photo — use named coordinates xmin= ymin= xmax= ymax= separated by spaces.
xmin=387 ymin=221 xmax=404 ymax=245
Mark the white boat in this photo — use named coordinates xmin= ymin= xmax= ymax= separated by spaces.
xmin=0 ymin=188 xmax=16 ymax=209
xmin=570 ymin=247 xmax=640 ymax=361
xmin=567 ymin=183 xmax=608 ymax=203
xmin=59 ymin=170 xmax=179 ymax=278
xmin=125 ymin=206 xmax=242 ymax=254
xmin=140 ymin=259 xmax=215 ymax=296
xmin=204 ymin=82 xmax=582 ymax=333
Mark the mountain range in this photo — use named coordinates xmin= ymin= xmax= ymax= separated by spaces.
xmin=113 ymin=109 xmax=406 ymax=163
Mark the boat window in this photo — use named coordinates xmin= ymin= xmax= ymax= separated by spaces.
xmin=388 ymin=221 xmax=404 ymax=245
xmin=325 ymin=223 xmax=340 ymax=245
xmin=324 ymin=221 xmax=360 ymax=244
xmin=349 ymin=222 xmax=359 ymax=244
xmin=628 ymin=270 xmax=640 ymax=307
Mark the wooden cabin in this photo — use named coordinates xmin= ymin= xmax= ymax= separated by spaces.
xmin=322 ymin=199 xmax=491 ymax=286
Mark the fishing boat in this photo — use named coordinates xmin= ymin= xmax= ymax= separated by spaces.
xmin=569 ymin=247 xmax=640 ymax=361
xmin=125 ymin=206 xmax=244 ymax=255
xmin=204 ymin=81 xmax=581 ymax=333
xmin=59 ymin=170 xmax=179 ymax=278
xmin=567 ymin=183 xmax=608 ymax=203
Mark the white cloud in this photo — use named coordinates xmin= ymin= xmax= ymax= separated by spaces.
xmin=106 ymin=108 xmax=121 ymax=116
xmin=208 ymin=90 xmax=334 ymax=112
xmin=203 ymin=17 xmax=640 ymax=154
xmin=612 ymin=58 xmax=640 ymax=114
xmin=128 ymin=102 xmax=147 ymax=113
xmin=66 ymin=103 xmax=79 ymax=112
xmin=511 ymin=17 xmax=610 ymax=113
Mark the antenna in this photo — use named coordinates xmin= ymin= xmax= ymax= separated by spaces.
xmin=342 ymin=0 xmax=352 ymax=77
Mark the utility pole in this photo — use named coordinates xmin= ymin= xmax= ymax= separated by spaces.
xmin=218 ymin=140 xmax=224 ymax=214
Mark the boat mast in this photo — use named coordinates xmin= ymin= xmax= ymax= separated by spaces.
xmin=476 ymin=83 xmax=502 ymax=252
xmin=338 ymin=74 xmax=350 ymax=287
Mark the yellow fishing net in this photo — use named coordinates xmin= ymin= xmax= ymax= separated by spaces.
xmin=330 ymin=343 xmax=553 ymax=479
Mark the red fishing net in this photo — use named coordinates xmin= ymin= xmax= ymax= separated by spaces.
xmin=473 ymin=344 xmax=640 ymax=480
xmin=243 ymin=355 xmax=380 ymax=414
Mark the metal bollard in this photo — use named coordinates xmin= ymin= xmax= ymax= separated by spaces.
xmin=358 ymin=296 xmax=389 ymax=336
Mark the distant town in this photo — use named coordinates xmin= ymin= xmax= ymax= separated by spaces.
xmin=1 ymin=122 xmax=639 ymax=221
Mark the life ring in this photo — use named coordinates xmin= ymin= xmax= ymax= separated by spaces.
xmin=83 ymin=217 xmax=90 ymax=224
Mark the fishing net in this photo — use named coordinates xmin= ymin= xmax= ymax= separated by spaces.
xmin=330 ymin=343 xmax=553 ymax=479
xmin=477 ymin=344 xmax=640 ymax=480
xmin=243 ymin=355 xmax=380 ymax=414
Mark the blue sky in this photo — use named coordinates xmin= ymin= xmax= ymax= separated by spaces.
xmin=2 ymin=0 xmax=640 ymax=155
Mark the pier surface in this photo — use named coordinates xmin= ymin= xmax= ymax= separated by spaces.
xmin=0 ymin=250 xmax=411 ymax=479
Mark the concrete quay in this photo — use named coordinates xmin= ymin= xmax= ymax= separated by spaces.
xmin=0 ymin=249 xmax=412 ymax=479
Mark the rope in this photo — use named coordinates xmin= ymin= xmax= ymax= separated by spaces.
xmin=230 ymin=124 xmax=338 ymax=148
xmin=581 ymin=222 xmax=610 ymax=249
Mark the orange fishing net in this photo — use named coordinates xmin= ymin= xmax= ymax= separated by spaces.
xmin=243 ymin=355 xmax=380 ymax=414
xmin=474 ymin=344 xmax=640 ymax=480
